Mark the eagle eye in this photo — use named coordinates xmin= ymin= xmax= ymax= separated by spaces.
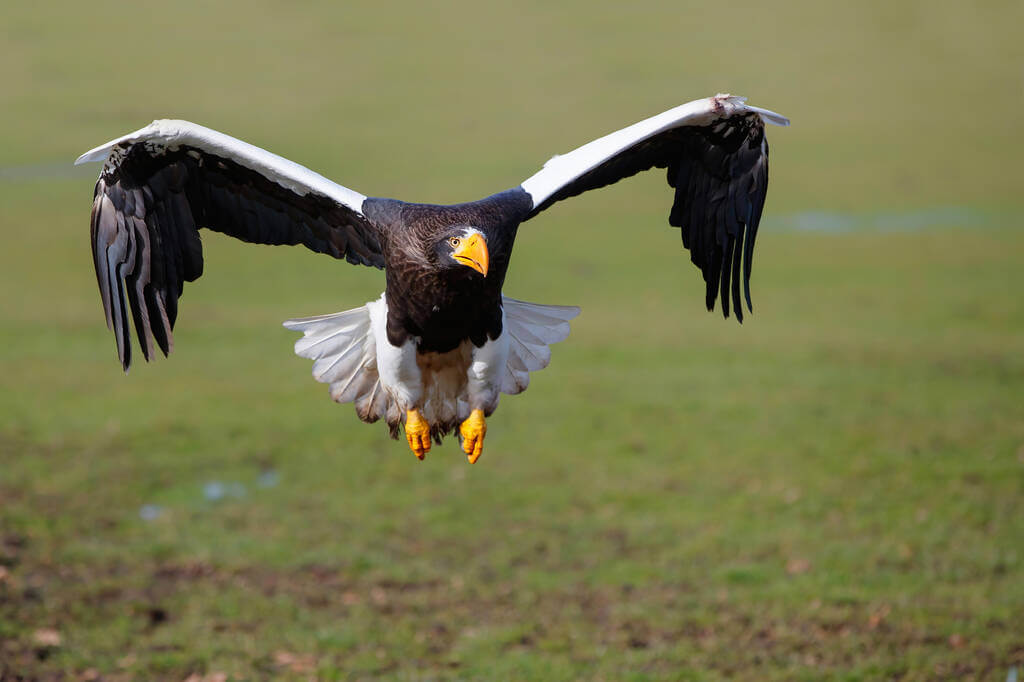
xmin=449 ymin=237 xmax=461 ymax=248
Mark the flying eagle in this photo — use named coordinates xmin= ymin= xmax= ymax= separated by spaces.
xmin=76 ymin=94 xmax=789 ymax=462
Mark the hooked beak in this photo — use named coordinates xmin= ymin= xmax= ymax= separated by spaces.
xmin=452 ymin=233 xmax=489 ymax=277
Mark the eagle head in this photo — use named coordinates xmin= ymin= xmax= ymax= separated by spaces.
xmin=434 ymin=227 xmax=489 ymax=277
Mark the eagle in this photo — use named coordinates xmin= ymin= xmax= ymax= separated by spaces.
xmin=76 ymin=94 xmax=789 ymax=463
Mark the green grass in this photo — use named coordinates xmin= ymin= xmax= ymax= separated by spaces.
xmin=2 ymin=1 xmax=1023 ymax=679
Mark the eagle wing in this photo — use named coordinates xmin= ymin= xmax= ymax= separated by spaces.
xmin=519 ymin=95 xmax=789 ymax=321
xmin=76 ymin=120 xmax=384 ymax=370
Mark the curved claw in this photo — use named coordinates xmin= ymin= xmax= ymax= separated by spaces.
xmin=405 ymin=409 xmax=431 ymax=460
xmin=459 ymin=409 xmax=487 ymax=463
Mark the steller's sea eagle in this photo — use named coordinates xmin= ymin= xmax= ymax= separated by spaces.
xmin=76 ymin=94 xmax=789 ymax=462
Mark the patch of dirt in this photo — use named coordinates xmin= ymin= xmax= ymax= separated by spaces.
xmin=2 ymin=554 xmax=1022 ymax=680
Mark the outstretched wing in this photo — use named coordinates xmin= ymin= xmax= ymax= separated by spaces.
xmin=76 ymin=120 xmax=385 ymax=370
xmin=519 ymin=95 xmax=789 ymax=322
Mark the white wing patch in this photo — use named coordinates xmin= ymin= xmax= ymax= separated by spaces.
xmin=519 ymin=94 xmax=789 ymax=209
xmin=75 ymin=119 xmax=367 ymax=214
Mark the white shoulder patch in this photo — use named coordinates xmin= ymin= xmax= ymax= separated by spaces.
xmin=519 ymin=94 xmax=789 ymax=209
xmin=75 ymin=119 xmax=367 ymax=214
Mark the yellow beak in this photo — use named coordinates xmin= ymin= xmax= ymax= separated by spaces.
xmin=452 ymin=233 xmax=489 ymax=277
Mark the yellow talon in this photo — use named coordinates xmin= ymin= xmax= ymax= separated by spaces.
xmin=459 ymin=409 xmax=487 ymax=463
xmin=405 ymin=409 xmax=431 ymax=460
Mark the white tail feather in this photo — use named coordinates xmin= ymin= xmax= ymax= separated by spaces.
xmin=283 ymin=294 xmax=580 ymax=429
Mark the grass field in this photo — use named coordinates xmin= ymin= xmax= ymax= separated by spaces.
xmin=2 ymin=1 xmax=1023 ymax=679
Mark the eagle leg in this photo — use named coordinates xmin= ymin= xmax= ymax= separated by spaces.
xmin=459 ymin=409 xmax=487 ymax=464
xmin=405 ymin=409 xmax=431 ymax=460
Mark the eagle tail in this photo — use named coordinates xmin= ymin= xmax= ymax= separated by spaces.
xmin=283 ymin=296 xmax=581 ymax=443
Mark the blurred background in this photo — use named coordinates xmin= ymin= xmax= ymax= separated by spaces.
xmin=1 ymin=0 xmax=1021 ymax=678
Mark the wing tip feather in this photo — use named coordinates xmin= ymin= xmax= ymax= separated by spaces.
xmin=745 ymin=105 xmax=790 ymax=127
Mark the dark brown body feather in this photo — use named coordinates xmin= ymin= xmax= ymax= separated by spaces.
xmin=364 ymin=190 xmax=533 ymax=353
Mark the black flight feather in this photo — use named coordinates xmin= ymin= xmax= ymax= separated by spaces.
xmin=525 ymin=110 xmax=770 ymax=322
xmin=87 ymin=143 xmax=384 ymax=370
